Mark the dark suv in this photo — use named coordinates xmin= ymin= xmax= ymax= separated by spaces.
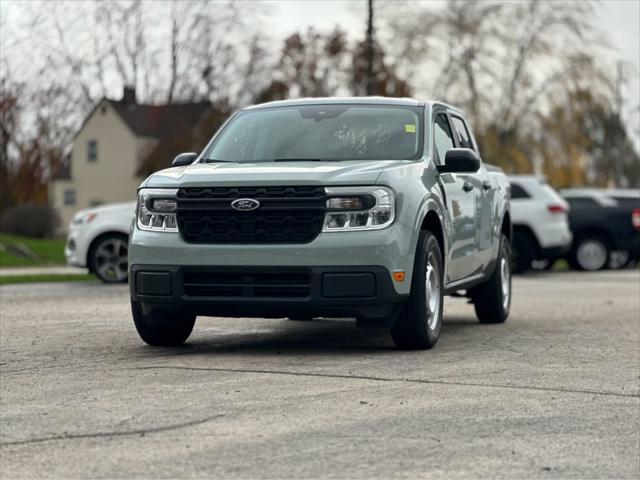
xmin=561 ymin=189 xmax=640 ymax=270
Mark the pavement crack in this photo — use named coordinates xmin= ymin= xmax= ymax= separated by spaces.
xmin=1 ymin=413 xmax=224 ymax=447
xmin=132 ymin=365 xmax=640 ymax=399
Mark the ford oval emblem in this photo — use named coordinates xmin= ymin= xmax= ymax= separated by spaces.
xmin=231 ymin=198 xmax=260 ymax=211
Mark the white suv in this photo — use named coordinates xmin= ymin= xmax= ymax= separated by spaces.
xmin=65 ymin=202 xmax=136 ymax=283
xmin=508 ymin=175 xmax=572 ymax=273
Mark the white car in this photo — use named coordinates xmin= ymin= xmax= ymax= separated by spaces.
xmin=508 ymin=175 xmax=572 ymax=272
xmin=65 ymin=202 xmax=136 ymax=283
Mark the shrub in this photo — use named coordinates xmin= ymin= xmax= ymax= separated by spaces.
xmin=0 ymin=204 xmax=60 ymax=238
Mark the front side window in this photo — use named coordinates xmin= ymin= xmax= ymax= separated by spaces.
xmin=87 ymin=140 xmax=98 ymax=162
xmin=433 ymin=113 xmax=454 ymax=163
xmin=451 ymin=116 xmax=474 ymax=150
xmin=64 ymin=189 xmax=76 ymax=206
xmin=202 ymin=104 xmax=424 ymax=162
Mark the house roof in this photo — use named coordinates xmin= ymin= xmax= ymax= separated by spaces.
xmin=134 ymin=106 xmax=228 ymax=177
xmin=54 ymin=96 xmax=223 ymax=180
xmin=109 ymin=100 xmax=212 ymax=139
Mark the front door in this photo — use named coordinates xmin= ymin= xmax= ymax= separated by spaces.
xmin=432 ymin=111 xmax=479 ymax=283
xmin=449 ymin=115 xmax=495 ymax=272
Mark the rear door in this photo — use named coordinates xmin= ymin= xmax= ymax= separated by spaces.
xmin=433 ymin=110 xmax=479 ymax=282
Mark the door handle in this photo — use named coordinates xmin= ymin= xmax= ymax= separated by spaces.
xmin=462 ymin=181 xmax=474 ymax=193
xmin=482 ymin=181 xmax=492 ymax=191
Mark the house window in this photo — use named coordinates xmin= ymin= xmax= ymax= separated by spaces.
xmin=89 ymin=199 xmax=103 ymax=207
xmin=64 ymin=189 xmax=76 ymax=206
xmin=88 ymin=140 xmax=98 ymax=162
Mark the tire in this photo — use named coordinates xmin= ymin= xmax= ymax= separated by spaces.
xmin=391 ymin=231 xmax=443 ymax=350
xmin=512 ymin=231 xmax=535 ymax=274
xmin=89 ymin=233 xmax=129 ymax=283
xmin=608 ymin=250 xmax=630 ymax=270
xmin=131 ymin=300 xmax=196 ymax=346
xmin=470 ymin=234 xmax=511 ymax=324
xmin=569 ymin=235 xmax=609 ymax=271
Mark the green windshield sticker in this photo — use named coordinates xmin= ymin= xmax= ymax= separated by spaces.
xmin=404 ymin=124 xmax=416 ymax=133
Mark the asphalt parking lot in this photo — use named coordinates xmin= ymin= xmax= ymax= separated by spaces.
xmin=1 ymin=270 xmax=638 ymax=479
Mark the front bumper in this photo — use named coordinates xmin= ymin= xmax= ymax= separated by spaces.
xmin=128 ymin=219 xmax=417 ymax=295
xmin=130 ymin=264 xmax=408 ymax=326
xmin=64 ymin=228 xmax=88 ymax=268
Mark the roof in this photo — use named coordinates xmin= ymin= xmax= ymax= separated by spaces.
xmin=560 ymin=188 xmax=640 ymax=198
xmin=244 ymin=96 xmax=423 ymax=110
xmin=244 ymin=96 xmax=465 ymax=117
xmin=109 ymin=100 xmax=212 ymax=139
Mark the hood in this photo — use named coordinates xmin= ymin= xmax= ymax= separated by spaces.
xmin=143 ymin=160 xmax=411 ymax=188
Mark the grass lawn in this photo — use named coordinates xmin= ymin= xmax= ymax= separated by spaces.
xmin=0 ymin=234 xmax=67 ymax=267
xmin=0 ymin=273 xmax=96 ymax=285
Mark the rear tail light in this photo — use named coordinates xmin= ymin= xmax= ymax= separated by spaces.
xmin=632 ymin=208 xmax=640 ymax=230
xmin=547 ymin=204 xmax=568 ymax=214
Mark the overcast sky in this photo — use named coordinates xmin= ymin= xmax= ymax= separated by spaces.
xmin=266 ymin=1 xmax=639 ymax=74
xmin=266 ymin=0 xmax=640 ymax=139
xmin=2 ymin=0 xmax=638 ymax=140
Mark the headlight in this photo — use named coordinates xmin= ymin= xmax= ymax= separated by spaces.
xmin=71 ymin=211 xmax=97 ymax=225
xmin=137 ymin=188 xmax=179 ymax=232
xmin=323 ymin=186 xmax=395 ymax=232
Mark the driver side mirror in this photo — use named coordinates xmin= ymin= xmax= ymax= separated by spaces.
xmin=436 ymin=148 xmax=480 ymax=174
xmin=172 ymin=152 xmax=198 ymax=167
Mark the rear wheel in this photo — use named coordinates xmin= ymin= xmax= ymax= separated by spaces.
xmin=470 ymin=234 xmax=511 ymax=324
xmin=609 ymin=250 xmax=630 ymax=270
xmin=391 ymin=231 xmax=443 ymax=350
xmin=131 ymin=300 xmax=196 ymax=346
xmin=89 ymin=234 xmax=129 ymax=283
xmin=569 ymin=235 xmax=609 ymax=271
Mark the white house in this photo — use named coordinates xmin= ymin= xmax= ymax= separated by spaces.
xmin=50 ymin=87 xmax=220 ymax=232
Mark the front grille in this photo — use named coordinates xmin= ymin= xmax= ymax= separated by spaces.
xmin=176 ymin=186 xmax=327 ymax=244
xmin=183 ymin=270 xmax=311 ymax=298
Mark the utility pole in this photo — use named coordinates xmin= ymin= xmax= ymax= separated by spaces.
xmin=366 ymin=0 xmax=375 ymax=96
xmin=613 ymin=62 xmax=625 ymax=187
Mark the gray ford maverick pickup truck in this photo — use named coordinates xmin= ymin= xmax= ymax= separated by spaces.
xmin=129 ymin=97 xmax=511 ymax=350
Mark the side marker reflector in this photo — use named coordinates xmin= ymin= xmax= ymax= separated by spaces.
xmin=393 ymin=271 xmax=405 ymax=282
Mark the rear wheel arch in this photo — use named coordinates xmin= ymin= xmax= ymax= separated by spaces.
xmin=572 ymin=227 xmax=613 ymax=250
xmin=513 ymin=224 xmax=540 ymax=254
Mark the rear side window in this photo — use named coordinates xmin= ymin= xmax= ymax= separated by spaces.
xmin=510 ymin=184 xmax=530 ymax=199
xmin=433 ymin=113 xmax=454 ymax=163
xmin=566 ymin=197 xmax=599 ymax=209
xmin=451 ymin=116 xmax=473 ymax=150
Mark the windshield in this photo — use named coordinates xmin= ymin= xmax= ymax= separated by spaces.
xmin=202 ymin=104 xmax=424 ymax=162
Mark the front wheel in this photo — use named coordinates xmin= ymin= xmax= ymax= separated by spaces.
xmin=391 ymin=231 xmax=443 ymax=350
xmin=470 ymin=234 xmax=511 ymax=324
xmin=89 ymin=234 xmax=129 ymax=283
xmin=131 ymin=300 xmax=196 ymax=346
